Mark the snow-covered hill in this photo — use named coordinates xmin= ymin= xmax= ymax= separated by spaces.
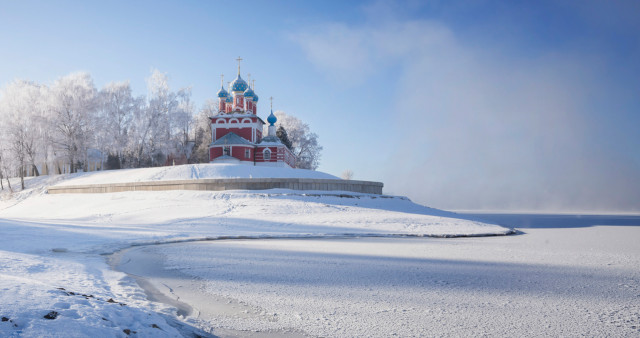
xmin=53 ymin=163 xmax=339 ymax=187
xmin=0 ymin=164 xmax=511 ymax=337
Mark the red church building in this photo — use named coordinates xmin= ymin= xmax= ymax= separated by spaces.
xmin=209 ymin=59 xmax=296 ymax=168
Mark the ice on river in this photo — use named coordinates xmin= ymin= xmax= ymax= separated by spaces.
xmin=117 ymin=227 xmax=640 ymax=337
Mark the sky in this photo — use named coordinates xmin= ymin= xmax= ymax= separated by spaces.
xmin=1 ymin=0 xmax=639 ymax=213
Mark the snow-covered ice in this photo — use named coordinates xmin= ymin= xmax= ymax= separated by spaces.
xmin=116 ymin=228 xmax=640 ymax=337
xmin=0 ymin=164 xmax=636 ymax=337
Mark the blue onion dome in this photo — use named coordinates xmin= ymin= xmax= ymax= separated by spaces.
xmin=225 ymin=95 xmax=233 ymax=103
xmin=217 ymin=86 xmax=228 ymax=98
xmin=230 ymin=74 xmax=248 ymax=92
xmin=267 ymin=110 xmax=277 ymax=126
xmin=253 ymin=93 xmax=259 ymax=102
xmin=244 ymin=87 xmax=255 ymax=99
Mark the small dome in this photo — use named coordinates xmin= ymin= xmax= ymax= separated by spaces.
xmin=230 ymin=74 xmax=248 ymax=92
xmin=217 ymin=86 xmax=228 ymax=98
xmin=225 ymin=95 xmax=233 ymax=103
xmin=244 ymin=87 xmax=255 ymax=99
xmin=267 ymin=110 xmax=277 ymax=126
xmin=253 ymin=93 xmax=259 ymax=102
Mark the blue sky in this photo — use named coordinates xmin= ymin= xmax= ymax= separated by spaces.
xmin=1 ymin=0 xmax=639 ymax=212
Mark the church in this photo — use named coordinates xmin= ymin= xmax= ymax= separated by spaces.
xmin=209 ymin=58 xmax=296 ymax=168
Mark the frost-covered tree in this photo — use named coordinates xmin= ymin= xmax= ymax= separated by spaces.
xmin=129 ymin=70 xmax=171 ymax=166
xmin=0 ymin=69 xmax=201 ymax=174
xmin=0 ymin=150 xmax=5 ymax=191
xmin=272 ymin=111 xmax=322 ymax=170
xmin=190 ymin=99 xmax=216 ymax=163
xmin=0 ymin=80 xmax=47 ymax=188
xmin=130 ymin=69 xmax=195 ymax=167
xmin=170 ymin=87 xmax=195 ymax=161
xmin=97 ymin=81 xmax=141 ymax=169
xmin=0 ymin=146 xmax=12 ymax=191
xmin=49 ymin=72 xmax=97 ymax=173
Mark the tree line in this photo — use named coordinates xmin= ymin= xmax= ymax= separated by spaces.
xmin=0 ymin=70 xmax=322 ymax=191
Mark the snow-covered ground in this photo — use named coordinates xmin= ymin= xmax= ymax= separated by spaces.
xmin=2 ymin=164 xmax=637 ymax=337
xmin=0 ymin=164 xmax=512 ymax=337
xmin=53 ymin=163 xmax=339 ymax=187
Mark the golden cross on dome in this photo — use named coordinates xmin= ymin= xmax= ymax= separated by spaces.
xmin=270 ymin=96 xmax=273 ymax=110
xmin=252 ymin=79 xmax=255 ymax=90
xmin=236 ymin=56 xmax=243 ymax=75
xmin=247 ymin=73 xmax=251 ymax=85
xmin=220 ymin=74 xmax=224 ymax=88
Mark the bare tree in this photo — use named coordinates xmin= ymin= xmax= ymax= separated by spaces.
xmin=341 ymin=170 xmax=354 ymax=180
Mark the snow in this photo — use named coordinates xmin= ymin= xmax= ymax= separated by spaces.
xmin=53 ymin=163 xmax=339 ymax=187
xmin=116 ymin=229 xmax=640 ymax=337
xmin=2 ymin=164 xmax=636 ymax=336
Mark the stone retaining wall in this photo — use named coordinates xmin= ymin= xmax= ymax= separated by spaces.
xmin=47 ymin=178 xmax=384 ymax=195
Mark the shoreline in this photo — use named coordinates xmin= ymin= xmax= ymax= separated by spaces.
xmin=110 ymin=244 xmax=308 ymax=338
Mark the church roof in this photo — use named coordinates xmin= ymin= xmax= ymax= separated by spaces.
xmin=244 ymin=87 xmax=255 ymax=99
xmin=258 ymin=135 xmax=283 ymax=146
xmin=217 ymin=86 xmax=228 ymax=98
xmin=211 ymin=132 xmax=253 ymax=146
xmin=267 ymin=110 xmax=277 ymax=126
xmin=230 ymin=74 xmax=248 ymax=92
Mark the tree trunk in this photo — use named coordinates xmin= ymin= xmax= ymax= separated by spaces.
xmin=6 ymin=177 xmax=12 ymax=192
xmin=32 ymin=164 xmax=40 ymax=177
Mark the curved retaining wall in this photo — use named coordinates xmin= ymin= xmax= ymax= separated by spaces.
xmin=46 ymin=178 xmax=384 ymax=195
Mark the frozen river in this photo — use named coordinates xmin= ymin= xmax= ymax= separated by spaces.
xmin=114 ymin=225 xmax=640 ymax=337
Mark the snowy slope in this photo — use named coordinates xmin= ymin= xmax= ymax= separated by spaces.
xmin=54 ymin=163 xmax=339 ymax=187
xmin=0 ymin=164 xmax=511 ymax=337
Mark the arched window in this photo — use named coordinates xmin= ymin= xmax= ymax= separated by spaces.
xmin=263 ymin=149 xmax=271 ymax=160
